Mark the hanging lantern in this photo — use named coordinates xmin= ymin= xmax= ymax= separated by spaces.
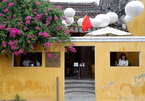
xmin=124 ymin=15 xmax=134 ymax=22
xmin=62 ymin=20 xmax=67 ymax=27
xmin=96 ymin=14 xmax=110 ymax=27
xmin=120 ymin=15 xmax=126 ymax=24
xmin=106 ymin=12 xmax=118 ymax=24
xmin=89 ymin=17 xmax=94 ymax=26
xmin=77 ymin=18 xmax=84 ymax=26
xmin=122 ymin=24 xmax=127 ymax=30
xmin=125 ymin=1 xmax=144 ymax=17
xmin=91 ymin=18 xmax=101 ymax=28
xmin=64 ymin=8 xmax=76 ymax=17
xmin=90 ymin=18 xmax=93 ymax=23
xmin=66 ymin=17 xmax=74 ymax=26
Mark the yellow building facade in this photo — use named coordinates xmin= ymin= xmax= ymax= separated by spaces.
xmin=0 ymin=39 xmax=145 ymax=101
xmin=0 ymin=1 xmax=145 ymax=101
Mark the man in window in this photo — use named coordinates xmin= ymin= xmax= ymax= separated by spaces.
xmin=22 ymin=57 xmax=31 ymax=67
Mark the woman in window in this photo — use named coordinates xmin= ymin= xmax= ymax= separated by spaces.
xmin=119 ymin=53 xmax=129 ymax=66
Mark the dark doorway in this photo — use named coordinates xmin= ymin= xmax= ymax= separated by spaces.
xmin=65 ymin=46 xmax=95 ymax=79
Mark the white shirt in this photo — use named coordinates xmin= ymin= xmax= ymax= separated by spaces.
xmin=22 ymin=60 xmax=31 ymax=67
xmin=119 ymin=59 xmax=128 ymax=66
xmin=36 ymin=61 xmax=40 ymax=66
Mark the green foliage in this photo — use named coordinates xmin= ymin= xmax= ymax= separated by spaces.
xmin=0 ymin=0 xmax=72 ymax=56
xmin=15 ymin=94 xmax=20 ymax=101
xmin=15 ymin=94 xmax=26 ymax=101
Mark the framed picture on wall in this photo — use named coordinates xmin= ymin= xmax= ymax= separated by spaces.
xmin=45 ymin=52 xmax=60 ymax=67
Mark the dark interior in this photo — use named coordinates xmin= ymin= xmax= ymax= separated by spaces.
xmin=110 ymin=52 xmax=140 ymax=66
xmin=65 ymin=46 xmax=95 ymax=79
xmin=14 ymin=52 xmax=42 ymax=67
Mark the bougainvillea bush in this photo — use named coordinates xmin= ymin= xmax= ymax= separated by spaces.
xmin=0 ymin=0 xmax=76 ymax=56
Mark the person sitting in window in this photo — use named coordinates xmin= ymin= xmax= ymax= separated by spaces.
xmin=119 ymin=53 xmax=129 ymax=66
xmin=22 ymin=57 xmax=31 ymax=67
xmin=32 ymin=58 xmax=40 ymax=66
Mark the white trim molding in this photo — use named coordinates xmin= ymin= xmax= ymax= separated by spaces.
xmin=71 ymin=36 xmax=145 ymax=42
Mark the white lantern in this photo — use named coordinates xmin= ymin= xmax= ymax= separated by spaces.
xmin=120 ymin=15 xmax=126 ymax=24
xmin=96 ymin=14 xmax=110 ymax=27
xmin=64 ymin=8 xmax=76 ymax=17
xmin=124 ymin=15 xmax=134 ymax=22
xmin=77 ymin=18 xmax=84 ymax=26
xmin=89 ymin=17 xmax=94 ymax=25
xmin=62 ymin=20 xmax=67 ymax=27
xmin=106 ymin=12 xmax=118 ymax=24
xmin=66 ymin=17 xmax=74 ymax=26
xmin=125 ymin=1 xmax=144 ymax=17
xmin=91 ymin=18 xmax=101 ymax=28
xmin=122 ymin=24 xmax=127 ymax=30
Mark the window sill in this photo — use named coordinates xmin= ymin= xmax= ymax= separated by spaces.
xmin=110 ymin=66 xmax=141 ymax=68
xmin=13 ymin=66 xmax=42 ymax=68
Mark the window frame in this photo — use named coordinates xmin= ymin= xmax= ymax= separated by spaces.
xmin=110 ymin=51 xmax=141 ymax=67
xmin=12 ymin=52 xmax=43 ymax=68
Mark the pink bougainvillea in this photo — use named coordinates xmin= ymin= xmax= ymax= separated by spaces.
xmin=0 ymin=0 xmax=74 ymax=57
xmin=25 ymin=16 xmax=32 ymax=20
xmin=47 ymin=53 xmax=52 ymax=57
xmin=35 ymin=26 xmax=40 ymax=30
xmin=2 ymin=0 xmax=7 ymax=3
xmin=4 ymin=9 xmax=9 ymax=13
xmin=8 ymin=3 xmax=14 ymax=7
xmin=36 ymin=2 xmax=40 ymax=5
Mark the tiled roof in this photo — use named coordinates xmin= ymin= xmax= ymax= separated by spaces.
xmin=51 ymin=2 xmax=100 ymax=17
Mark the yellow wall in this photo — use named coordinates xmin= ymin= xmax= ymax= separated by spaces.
xmin=94 ymin=42 xmax=145 ymax=101
xmin=1 ymin=42 xmax=145 ymax=101
xmin=127 ymin=0 xmax=145 ymax=36
xmin=0 ymin=45 xmax=65 ymax=101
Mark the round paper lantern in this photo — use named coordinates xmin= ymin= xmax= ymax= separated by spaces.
xmin=125 ymin=1 xmax=144 ymax=17
xmin=120 ymin=15 xmax=126 ymax=24
xmin=77 ymin=18 xmax=84 ymax=26
xmin=90 ymin=18 xmax=93 ymax=23
xmin=124 ymin=15 xmax=134 ymax=22
xmin=89 ymin=17 xmax=94 ymax=25
xmin=64 ymin=8 xmax=75 ymax=17
xmin=62 ymin=20 xmax=67 ymax=27
xmin=91 ymin=18 xmax=101 ymax=28
xmin=106 ymin=12 xmax=118 ymax=24
xmin=96 ymin=14 xmax=110 ymax=27
xmin=66 ymin=17 xmax=74 ymax=26
xmin=122 ymin=24 xmax=127 ymax=30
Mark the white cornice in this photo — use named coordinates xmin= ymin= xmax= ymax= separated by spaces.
xmin=71 ymin=36 xmax=145 ymax=42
